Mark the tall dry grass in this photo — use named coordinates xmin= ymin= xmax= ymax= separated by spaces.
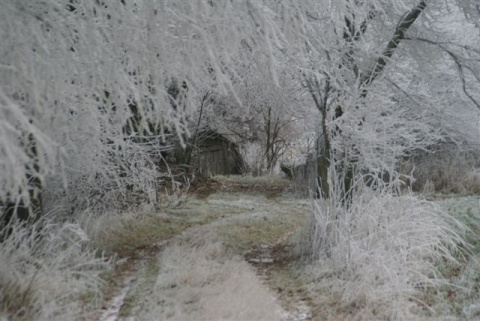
xmin=400 ymin=146 xmax=480 ymax=195
xmin=299 ymin=181 xmax=468 ymax=319
xmin=0 ymin=217 xmax=111 ymax=321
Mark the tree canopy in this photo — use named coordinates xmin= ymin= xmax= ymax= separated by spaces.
xmin=1 ymin=0 xmax=479 ymax=215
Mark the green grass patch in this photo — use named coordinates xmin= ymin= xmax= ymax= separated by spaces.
xmin=216 ymin=206 xmax=309 ymax=254
xmin=91 ymin=195 xmax=253 ymax=257
xmin=219 ymin=217 xmax=294 ymax=253
xmin=94 ymin=214 xmax=195 ymax=257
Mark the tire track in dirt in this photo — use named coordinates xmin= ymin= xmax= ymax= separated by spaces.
xmin=97 ymin=190 xmax=311 ymax=321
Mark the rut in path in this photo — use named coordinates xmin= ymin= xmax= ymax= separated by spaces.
xmin=98 ymin=192 xmax=311 ymax=321
xmin=96 ymin=194 xmax=307 ymax=321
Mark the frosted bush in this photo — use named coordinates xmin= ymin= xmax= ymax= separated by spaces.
xmin=305 ymin=191 xmax=466 ymax=319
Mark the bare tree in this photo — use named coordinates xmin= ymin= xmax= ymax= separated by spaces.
xmin=207 ymin=60 xmax=306 ymax=174
xmin=270 ymin=0 xmax=480 ymax=200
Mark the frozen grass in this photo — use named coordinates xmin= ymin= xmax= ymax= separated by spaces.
xmin=103 ymin=191 xmax=309 ymax=320
xmin=298 ymin=191 xmax=468 ymax=320
xmin=9 ymin=177 xmax=474 ymax=321
xmin=83 ymin=208 xmax=194 ymax=257
xmin=215 ymin=202 xmax=309 ymax=255
xmin=212 ymin=174 xmax=290 ymax=189
xmin=0 ymin=219 xmax=110 ymax=321
xmin=194 ymin=191 xmax=310 ymax=255
xmin=82 ymin=195 xmax=251 ymax=258
xmin=127 ymin=228 xmax=286 ymax=321
xmin=0 ymin=195 xmax=235 ymax=321
xmin=422 ymin=196 xmax=480 ymax=320
xmin=74 ymin=192 xmax=308 ymax=320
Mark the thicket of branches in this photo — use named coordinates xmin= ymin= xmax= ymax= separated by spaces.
xmin=0 ymin=0 xmax=270 ymax=219
xmin=2 ymin=0 xmax=478 ymax=217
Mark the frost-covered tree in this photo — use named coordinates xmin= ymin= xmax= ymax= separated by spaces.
xmin=1 ymin=0 xmax=479 ymax=319
xmin=263 ymin=0 xmax=480 ymax=199
xmin=0 ymin=0 xmax=272 ymax=221
xmin=205 ymin=59 xmax=307 ymax=174
xmin=2 ymin=0 xmax=478 ymax=212
xmin=257 ymin=2 xmax=479 ymax=316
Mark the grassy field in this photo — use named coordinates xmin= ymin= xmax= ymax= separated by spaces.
xmin=3 ymin=175 xmax=478 ymax=321
xmin=92 ymin=178 xmax=479 ymax=321
xmin=86 ymin=176 xmax=311 ymax=321
xmin=428 ymin=196 xmax=480 ymax=319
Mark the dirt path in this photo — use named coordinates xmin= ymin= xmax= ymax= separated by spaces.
xmin=97 ymin=188 xmax=311 ymax=321
xmin=94 ymin=180 xmax=480 ymax=321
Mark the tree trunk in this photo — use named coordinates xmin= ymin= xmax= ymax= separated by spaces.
xmin=316 ymin=154 xmax=330 ymax=198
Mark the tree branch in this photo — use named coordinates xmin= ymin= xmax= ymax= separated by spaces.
xmin=405 ymin=37 xmax=480 ymax=110
xmin=447 ymin=51 xmax=480 ymax=110
xmin=362 ymin=1 xmax=427 ymax=88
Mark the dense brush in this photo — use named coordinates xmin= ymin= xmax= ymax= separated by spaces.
xmin=0 ymin=219 xmax=110 ymax=320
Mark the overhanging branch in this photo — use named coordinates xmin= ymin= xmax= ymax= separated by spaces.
xmin=406 ymin=37 xmax=480 ymax=110
xmin=362 ymin=1 xmax=427 ymax=88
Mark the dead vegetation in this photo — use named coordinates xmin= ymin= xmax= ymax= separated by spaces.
xmin=2 ymin=175 xmax=478 ymax=321
xmin=80 ymin=179 xmax=480 ymax=321
xmin=91 ymin=177 xmax=308 ymax=321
